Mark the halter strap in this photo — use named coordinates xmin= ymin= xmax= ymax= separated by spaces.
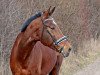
xmin=40 ymin=17 xmax=68 ymax=54
xmin=41 ymin=18 xmax=68 ymax=46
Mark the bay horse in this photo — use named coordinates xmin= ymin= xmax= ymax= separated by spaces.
xmin=10 ymin=7 xmax=72 ymax=75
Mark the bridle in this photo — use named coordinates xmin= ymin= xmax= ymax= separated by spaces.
xmin=40 ymin=16 xmax=68 ymax=55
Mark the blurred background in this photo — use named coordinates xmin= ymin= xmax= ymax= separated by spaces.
xmin=0 ymin=0 xmax=100 ymax=75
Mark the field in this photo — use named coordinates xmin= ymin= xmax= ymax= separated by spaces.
xmin=0 ymin=0 xmax=100 ymax=75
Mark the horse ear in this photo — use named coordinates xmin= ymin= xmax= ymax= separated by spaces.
xmin=42 ymin=6 xmax=55 ymax=19
xmin=49 ymin=7 xmax=56 ymax=16
xmin=48 ymin=6 xmax=51 ymax=12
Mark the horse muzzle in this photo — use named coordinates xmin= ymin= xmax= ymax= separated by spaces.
xmin=60 ymin=47 xmax=71 ymax=58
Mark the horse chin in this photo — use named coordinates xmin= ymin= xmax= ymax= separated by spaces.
xmin=61 ymin=52 xmax=70 ymax=58
xmin=62 ymin=48 xmax=71 ymax=57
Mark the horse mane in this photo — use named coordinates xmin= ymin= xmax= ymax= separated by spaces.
xmin=21 ymin=12 xmax=42 ymax=32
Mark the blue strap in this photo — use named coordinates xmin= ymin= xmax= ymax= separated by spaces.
xmin=54 ymin=36 xmax=67 ymax=45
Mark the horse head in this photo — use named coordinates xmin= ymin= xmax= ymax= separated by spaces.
xmin=24 ymin=7 xmax=72 ymax=57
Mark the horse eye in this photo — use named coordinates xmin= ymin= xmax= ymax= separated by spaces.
xmin=47 ymin=25 xmax=55 ymax=30
xmin=48 ymin=24 xmax=55 ymax=29
xmin=50 ymin=26 xmax=55 ymax=29
xmin=44 ymin=23 xmax=55 ymax=30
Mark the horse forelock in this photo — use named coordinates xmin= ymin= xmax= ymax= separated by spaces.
xmin=21 ymin=12 xmax=42 ymax=32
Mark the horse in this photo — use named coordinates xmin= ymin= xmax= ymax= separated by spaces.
xmin=10 ymin=7 xmax=72 ymax=75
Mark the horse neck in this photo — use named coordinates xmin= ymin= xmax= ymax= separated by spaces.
xmin=17 ymin=18 xmax=42 ymax=62
xmin=20 ymin=26 xmax=37 ymax=48
xmin=17 ymin=32 xmax=37 ymax=62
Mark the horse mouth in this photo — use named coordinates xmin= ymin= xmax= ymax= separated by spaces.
xmin=61 ymin=48 xmax=71 ymax=58
xmin=61 ymin=52 xmax=69 ymax=58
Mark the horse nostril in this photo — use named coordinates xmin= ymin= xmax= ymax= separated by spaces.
xmin=68 ymin=48 xmax=71 ymax=52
